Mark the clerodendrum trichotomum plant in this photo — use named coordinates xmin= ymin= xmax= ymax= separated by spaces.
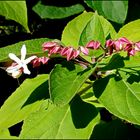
xmin=1 ymin=10 xmax=140 ymax=139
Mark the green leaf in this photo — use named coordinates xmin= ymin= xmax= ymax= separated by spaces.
xmin=61 ymin=12 xmax=116 ymax=48
xmin=93 ymin=71 xmax=140 ymax=125
xmin=100 ymin=53 xmax=125 ymax=71
xmin=84 ymin=0 xmax=128 ymax=24
xmin=0 ymin=74 xmax=49 ymax=129
xmin=33 ymin=1 xmax=84 ymax=19
xmin=49 ymin=61 xmax=97 ymax=106
xmin=99 ymin=15 xmax=117 ymax=40
xmin=61 ymin=12 xmax=94 ymax=47
xmin=0 ymin=1 xmax=29 ymax=32
xmin=78 ymin=81 xmax=103 ymax=107
xmin=0 ymin=129 xmax=18 ymax=139
xmin=123 ymin=54 xmax=140 ymax=68
xmin=20 ymin=95 xmax=100 ymax=139
xmin=0 ymin=38 xmax=51 ymax=62
xmin=79 ymin=12 xmax=105 ymax=46
xmin=117 ymin=19 xmax=140 ymax=42
xmin=79 ymin=12 xmax=117 ymax=46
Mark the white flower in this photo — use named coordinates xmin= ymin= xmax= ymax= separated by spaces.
xmin=6 ymin=65 xmax=22 ymax=78
xmin=6 ymin=44 xmax=37 ymax=77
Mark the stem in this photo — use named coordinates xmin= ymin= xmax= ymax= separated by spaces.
xmin=77 ymin=55 xmax=93 ymax=65
xmin=77 ymin=83 xmax=93 ymax=96
xmin=100 ymin=45 xmax=106 ymax=52
xmin=74 ymin=59 xmax=91 ymax=67
xmin=85 ymin=80 xmax=93 ymax=84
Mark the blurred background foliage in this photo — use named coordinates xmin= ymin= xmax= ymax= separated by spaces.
xmin=0 ymin=0 xmax=140 ymax=47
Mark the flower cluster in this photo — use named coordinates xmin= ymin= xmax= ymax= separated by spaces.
xmin=42 ymin=40 xmax=101 ymax=61
xmin=6 ymin=37 xmax=140 ymax=78
xmin=43 ymin=41 xmax=80 ymax=61
xmin=106 ymin=37 xmax=140 ymax=56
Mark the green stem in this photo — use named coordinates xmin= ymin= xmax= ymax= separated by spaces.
xmin=77 ymin=83 xmax=93 ymax=96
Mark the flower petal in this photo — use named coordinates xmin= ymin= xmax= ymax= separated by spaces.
xmin=9 ymin=53 xmax=21 ymax=64
xmin=6 ymin=65 xmax=21 ymax=73
xmin=40 ymin=57 xmax=49 ymax=64
xmin=60 ymin=47 xmax=69 ymax=56
xmin=73 ymin=50 xmax=80 ymax=58
xmin=12 ymin=70 xmax=22 ymax=78
xmin=118 ymin=37 xmax=131 ymax=44
xmin=79 ymin=46 xmax=89 ymax=55
xmin=23 ymin=64 xmax=31 ymax=74
xmin=25 ymin=56 xmax=37 ymax=64
xmin=86 ymin=40 xmax=100 ymax=49
xmin=66 ymin=47 xmax=73 ymax=61
xmin=106 ymin=39 xmax=114 ymax=47
xmin=21 ymin=44 xmax=26 ymax=61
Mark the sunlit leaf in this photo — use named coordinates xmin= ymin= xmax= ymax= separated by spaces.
xmin=61 ymin=12 xmax=94 ymax=47
xmin=79 ymin=12 xmax=105 ymax=46
xmin=62 ymin=12 xmax=116 ymax=48
xmin=20 ymin=96 xmax=100 ymax=139
xmin=93 ymin=70 xmax=140 ymax=125
xmin=117 ymin=19 xmax=140 ymax=42
xmin=0 ymin=38 xmax=51 ymax=62
xmin=49 ymin=61 xmax=97 ymax=106
xmin=0 ymin=74 xmax=49 ymax=129
xmin=0 ymin=129 xmax=18 ymax=139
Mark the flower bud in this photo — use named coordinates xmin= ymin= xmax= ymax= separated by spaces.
xmin=86 ymin=40 xmax=100 ymax=50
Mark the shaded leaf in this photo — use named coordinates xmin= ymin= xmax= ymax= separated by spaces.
xmin=91 ymin=119 xmax=137 ymax=139
xmin=0 ymin=74 xmax=49 ymax=129
xmin=84 ymin=0 xmax=128 ymax=24
xmin=101 ymin=53 xmax=125 ymax=71
xmin=20 ymin=96 xmax=100 ymax=139
xmin=33 ymin=1 xmax=84 ymax=19
xmin=49 ymin=61 xmax=97 ymax=106
xmin=78 ymin=81 xmax=103 ymax=108
xmin=0 ymin=1 xmax=29 ymax=32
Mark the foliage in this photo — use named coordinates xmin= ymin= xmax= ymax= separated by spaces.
xmin=0 ymin=1 xmax=29 ymax=32
xmin=33 ymin=1 xmax=85 ymax=19
xmin=84 ymin=0 xmax=128 ymax=24
xmin=0 ymin=0 xmax=140 ymax=139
